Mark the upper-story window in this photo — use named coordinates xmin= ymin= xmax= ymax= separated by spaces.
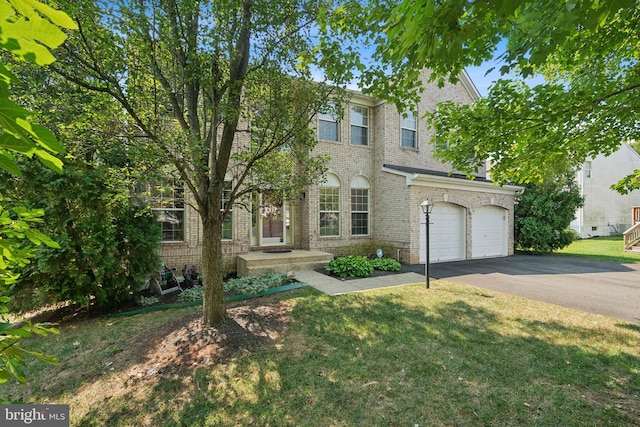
xmin=584 ymin=161 xmax=592 ymax=178
xmin=350 ymin=105 xmax=369 ymax=146
xmin=148 ymin=179 xmax=185 ymax=242
xmin=318 ymin=103 xmax=339 ymax=142
xmin=401 ymin=110 xmax=417 ymax=148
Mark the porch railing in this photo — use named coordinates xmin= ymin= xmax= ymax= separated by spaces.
xmin=625 ymin=206 xmax=640 ymax=250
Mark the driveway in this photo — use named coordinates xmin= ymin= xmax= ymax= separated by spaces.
xmin=422 ymin=254 xmax=640 ymax=324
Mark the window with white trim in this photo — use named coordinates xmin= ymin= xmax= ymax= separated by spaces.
xmin=319 ymin=174 xmax=340 ymax=237
xmin=401 ymin=110 xmax=417 ymax=148
xmin=351 ymin=176 xmax=370 ymax=236
xmin=584 ymin=161 xmax=592 ymax=178
xmin=318 ymin=103 xmax=339 ymax=142
xmin=350 ymin=105 xmax=369 ymax=146
xmin=148 ymin=180 xmax=185 ymax=242
xmin=221 ymin=181 xmax=233 ymax=240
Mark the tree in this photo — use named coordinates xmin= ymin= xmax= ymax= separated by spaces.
xmin=0 ymin=0 xmax=76 ymax=400
xmin=514 ymin=173 xmax=584 ymax=254
xmin=53 ymin=0 xmax=358 ymax=326
xmin=1 ymin=64 xmax=161 ymax=311
xmin=343 ymin=0 xmax=640 ymax=188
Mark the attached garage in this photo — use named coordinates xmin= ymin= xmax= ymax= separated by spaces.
xmin=472 ymin=205 xmax=507 ymax=258
xmin=420 ymin=202 xmax=466 ymax=263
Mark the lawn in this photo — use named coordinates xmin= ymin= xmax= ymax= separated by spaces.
xmin=5 ymin=282 xmax=639 ymax=426
xmin=555 ymin=236 xmax=640 ymax=264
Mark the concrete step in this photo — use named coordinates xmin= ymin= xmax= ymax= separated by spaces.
xmin=237 ymin=250 xmax=334 ymax=277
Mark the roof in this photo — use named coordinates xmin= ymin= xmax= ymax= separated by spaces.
xmin=382 ymin=164 xmax=524 ymax=195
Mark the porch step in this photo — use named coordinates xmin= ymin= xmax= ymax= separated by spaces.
xmin=237 ymin=250 xmax=334 ymax=277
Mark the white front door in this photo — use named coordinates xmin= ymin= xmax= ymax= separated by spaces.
xmin=252 ymin=192 xmax=292 ymax=246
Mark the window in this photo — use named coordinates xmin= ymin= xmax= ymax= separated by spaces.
xmin=319 ymin=174 xmax=340 ymax=237
xmin=350 ymin=105 xmax=369 ymax=146
xmin=401 ymin=110 xmax=417 ymax=148
xmin=148 ymin=180 xmax=185 ymax=242
xmin=318 ymin=104 xmax=339 ymax=142
xmin=584 ymin=161 xmax=592 ymax=178
xmin=351 ymin=176 xmax=370 ymax=236
xmin=221 ymin=181 xmax=233 ymax=240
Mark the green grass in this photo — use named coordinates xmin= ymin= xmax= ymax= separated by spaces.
xmin=555 ymin=236 xmax=640 ymax=263
xmin=5 ymin=284 xmax=639 ymax=426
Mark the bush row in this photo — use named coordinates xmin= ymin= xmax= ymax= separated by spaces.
xmin=326 ymin=256 xmax=401 ymax=278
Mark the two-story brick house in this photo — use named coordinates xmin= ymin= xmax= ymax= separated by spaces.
xmin=156 ymin=70 xmax=523 ymax=273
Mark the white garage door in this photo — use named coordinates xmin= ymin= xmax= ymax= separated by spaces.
xmin=472 ymin=205 xmax=507 ymax=258
xmin=420 ymin=202 xmax=465 ymax=263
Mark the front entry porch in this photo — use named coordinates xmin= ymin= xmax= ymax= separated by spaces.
xmin=237 ymin=250 xmax=334 ymax=277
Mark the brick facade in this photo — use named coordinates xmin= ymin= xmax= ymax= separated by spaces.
xmin=160 ymin=70 xmax=522 ymax=272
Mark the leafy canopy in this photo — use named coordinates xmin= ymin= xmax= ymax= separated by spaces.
xmin=340 ymin=0 xmax=640 ymax=188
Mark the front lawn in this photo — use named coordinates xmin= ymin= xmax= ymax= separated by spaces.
xmin=6 ymin=282 xmax=639 ymax=426
xmin=555 ymin=236 xmax=640 ymax=263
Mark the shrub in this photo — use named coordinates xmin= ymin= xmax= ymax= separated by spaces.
xmin=177 ymin=285 xmax=203 ymax=302
xmin=136 ymin=295 xmax=160 ymax=307
xmin=371 ymin=258 xmax=401 ymax=272
xmin=326 ymin=256 xmax=374 ymax=278
xmin=224 ymin=272 xmax=288 ymax=296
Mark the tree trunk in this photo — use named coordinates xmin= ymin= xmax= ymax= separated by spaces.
xmin=201 ymin=214 xmax=226 ymax=326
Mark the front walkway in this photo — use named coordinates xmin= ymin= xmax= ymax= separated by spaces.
xmin=294 ymin=270 xmax=425 ymax=295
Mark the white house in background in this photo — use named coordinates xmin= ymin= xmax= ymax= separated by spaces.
xmin=571 ymin=143 xmax=640 ymax=238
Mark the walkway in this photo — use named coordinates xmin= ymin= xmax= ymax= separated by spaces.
xmin=294 ymin=270 xmax=424 ymax=295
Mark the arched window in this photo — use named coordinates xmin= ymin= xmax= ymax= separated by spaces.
xmin=319 ymin=174 xmax=340 ymax=237
xmin=351 ymin=176 xmax=370 ymax=236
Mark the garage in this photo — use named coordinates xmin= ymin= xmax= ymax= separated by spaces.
xmin=420 ymin=202 xmax=466 ymax=263
xmin=471 ymin=205 xmax=507 ymax=258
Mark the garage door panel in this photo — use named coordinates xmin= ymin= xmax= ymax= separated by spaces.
xmin=472 ymin=206 xmax=507 ymax=258
xmin=420 ymin=203 xmax=465 ymax=263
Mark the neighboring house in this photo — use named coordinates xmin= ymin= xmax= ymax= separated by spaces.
xmin=571 ymin=143 xmax=640 ymax=238
xmin=155 ymin=70 xmax=523 ymax=272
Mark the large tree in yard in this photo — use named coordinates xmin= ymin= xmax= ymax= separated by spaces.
xmin=341 ymin=0 xmax=640 ymax=189
xmin=53 ymin=0 xmax=356 ymax=326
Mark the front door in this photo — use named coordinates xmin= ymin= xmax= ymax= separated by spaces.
xmin=251 ymin=192 xmax=293 ymax=246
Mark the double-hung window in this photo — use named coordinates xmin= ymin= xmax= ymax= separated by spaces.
xmin=401 ymin=110 xmax=417 ymax=148
xmin=149 ymin=180 xmax=185 ymax=242
xmin=350 ymin=105 xmax=369 ymax=146
xmin=318 ymin=103 xmax=339 ymax=142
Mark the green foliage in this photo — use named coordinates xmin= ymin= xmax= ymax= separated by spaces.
xmin=0 ymin=0 xmax=76 ymax=401
xmin=1 ymin=162 xmax=162 ymax=311
xmin=136 ymin=295 xmax=160 ymax=307
xmin=177 ymin=286 xmax=203 ymax=303
xmin=223 ymin=272 xmax=289 ymax=296
xmin=337 ymin=241 xmax=397 ymax=259
xmin=335 ymin=0 xmax=640 ymax=191
xmin=0 ymin=0 xmax=76 ymax=176
xmin=370 ymin=257 xmax=401 ymax=272
xmin=326 ymin=256 xmax=374 ymax=278
xmin=515 ymin=174 xmax=584 ymax=254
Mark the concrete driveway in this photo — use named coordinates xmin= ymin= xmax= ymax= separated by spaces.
xmin=426 ymin=254 xmax=640 ymax=324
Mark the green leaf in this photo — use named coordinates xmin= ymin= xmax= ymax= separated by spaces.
xmin=0 ymin=150 xmax=21 ymax=176
xmin=15 ymin=0 xmax=78 ymax=29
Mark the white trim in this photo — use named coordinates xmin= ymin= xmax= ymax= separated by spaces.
xmin=459 ymin=69 xmax=482 ymax=100
xmin=382 ymin=166 xmax=524 ymax=196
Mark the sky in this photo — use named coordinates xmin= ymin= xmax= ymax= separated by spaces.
xmin=465 ymin=63 xmax=547 ymax=97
